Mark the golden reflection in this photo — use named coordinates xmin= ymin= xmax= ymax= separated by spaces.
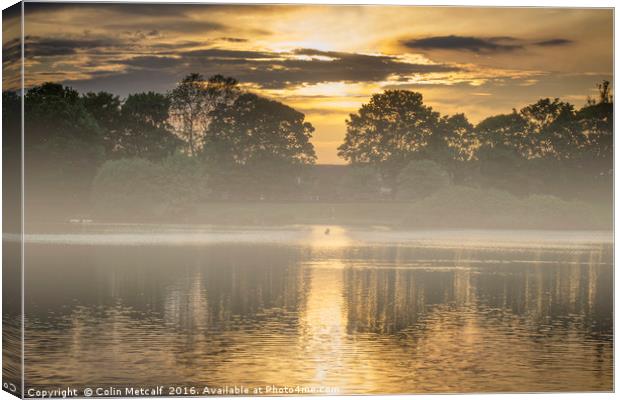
xmin=23 ymin=241 xmax=613 ymax=392
xmin=299 ymin=261 xmax=347 ymax=387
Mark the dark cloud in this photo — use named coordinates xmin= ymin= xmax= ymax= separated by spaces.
xmin=488 ymin=36 xmax=520 ymax=42
xmin=2 ymin=38 xmax=21 ymax=66
xmin=23 ymin=35 xmax=121 ymax=57
xmin=103 ymin=20 xmax=226 ymax=35
xmin=220 ymin=37 xmax=249 ymax=43
xmin=4 ymin=35 xmax=120 ymax=62
xmin=535 ymin=38 xmax=573 ymax=46
xmin=271 ymin=48 xmax=458 ymax=86
xmin=21 ymin=34 xmax=205 ymax=60
xmin=25 ymin=3 xmax=202 ymax=18
xmin=120 ymin=56 xmax=184 ymax=70
xmin=110 ymin=47 xmax=460 ymax=89
xmin=24 ymin=2 xmax=303 ymax=16
xmin=181 ymin=48 xmax=276 ymax=59
xmin=22 ymin=30 xmax=460 ymax=92
xmin=383 ymin=73 xmax=611 ymax=97
xmin=403 ymin=35 xmax=522 ymax=53
xmin=150 ymin=41 xmax=208 ymax=51
xmin=46 ymin=44 xmax=459 ymax=93
xmin=402 ymin=35 xmax=575 ymax=53
xmin=33 ymin=5 xmax=229 ymax=38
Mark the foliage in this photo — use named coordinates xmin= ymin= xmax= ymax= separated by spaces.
xmin=24 ymin=83 xmax=105 ymax=205
xmin=475 ymin=110 xmax=528 ymax=154
xmin=337 ymin=90 xmax=440 ymax=183
xmin=118 ymin=92 xmax=183 ymax=160
xmin=432 ymin=113 xmax=476 ymax=183
xmin=159 ymin=153 xmax=210 ymax=206
xmin=204 ymin=93 xmax=316 ymax=165
xmin=439 ymin=113 xmax=477 ymax=162
xmin=169 ymin=73 xmax=239 ymax=155
xmin=92 ymin=158 xmax=166 ymax=217
xmin=82 ymin=91 xmax=122 ymax=157
xmin=576 ymin=98 xmax=613 ymax=178
xmin=8 ymin=76 xmax=613 ymax=228
xmin=92 ymin=155 xmax=209 ymax=218
xmin=203 ymin=92 xmax=317 ymax=199
xmin=2 ymin=90 xmax=21 ymax=155
xmin=406 ymin=186 xmax=601 ymax=229
xmin=396 ymin=160 xmax=450 ymax=200
xmin=519 ymin=98 xmax=581 ymax=159
xmin=339 ymin=165 xmax=382 ymax=200
xmin=337 ymin=83 xmax=612 ymax=204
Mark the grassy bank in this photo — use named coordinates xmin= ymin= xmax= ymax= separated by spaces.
xmin=185 ymin=201 xmax=609 ymax=230
xmin=84 ymin=193 xmax=610 ymax=231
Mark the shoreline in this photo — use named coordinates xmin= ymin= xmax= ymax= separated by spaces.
xmin=15 ymin=224 xmax=613 ymax=249
xmin=27 ymin=199 xmax=612 ymax=231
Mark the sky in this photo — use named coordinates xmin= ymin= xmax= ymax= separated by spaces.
xmin=3 ymin=3 xmax=614 ymax=163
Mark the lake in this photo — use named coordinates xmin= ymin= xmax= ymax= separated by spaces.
xmin=20 ymin=225 xmax=613 ymax=394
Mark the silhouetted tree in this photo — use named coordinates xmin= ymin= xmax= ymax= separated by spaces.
xmin=3 ymin=90 xmax=22 ymax=230
xmin=587 ymin=80 xmax=612 ymax=105
xmin=119 ymin=92 xmax=182 ymax=160
xmin=519 ymin=98 xmax=581 ymax=160
xmin=475 ymin=143 xmax=534 ymax=195
xmin=579 ymin=82 xmax=613 ymax=168
xmin=203 ymin=93 xmax=316 ymax=198
xmin=169 ymin=73 xmax=239 ymax=156
xmin=473 ymin=111 xmax=528 ymax=192
xmin=575 ymin=82 xmax=613 ymax=201
xmin=473 ymin=94 xmax=612 ymax=198
xmin=82 ymin=91 xmax=122 ymax=157
xmin=338 ymin=90 xmax=440 ymax=185
xmin=2 ymin=91 xmax=20 ymax=158
xmin=24 ymin=83 xmax=105 ymax=209
xmin=436 ymin=113 xmax=477 ymax=183
xmin=475 ymin=110 xmax=528 ymax=152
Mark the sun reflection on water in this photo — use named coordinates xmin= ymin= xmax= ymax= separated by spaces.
xmin=21 ymin=229 xmax=613 ymax=393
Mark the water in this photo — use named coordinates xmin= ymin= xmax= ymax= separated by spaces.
xmin=18 ymin=225 xmax=613 ymax=394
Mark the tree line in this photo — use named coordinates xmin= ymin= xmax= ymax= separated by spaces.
xmin=338 ymin=82 xmax=612 ymax=202
xmin=2 ymin=73 xmax=612 ymax=221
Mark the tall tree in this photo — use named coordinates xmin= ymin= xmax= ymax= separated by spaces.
xmin=587 ymin=80 xmax=612 ymax=105
xmin=473 ymin=112 xmax=530 ymax=193
xmin=82 ymin=91 xmax=122 ymax=157
xmin=2 ymin=91 xmax=20 ymax=147
xmin=440 ymin=114 xmax=477 ymax=161
xmin=119 ymin=92 xmax=182 ymax=160
xmin=337 ymin=90 xmax=440 ymax=185
xmin=519 ymin=98 xmax=581 ymax=160
xmin=169 ymin=73 xmax=239 ymax=156
xmin=579 ymin=81 xmax=613 ymax=166
xmin=203 ymin=93 xmax=316 ymax=197
xmin=25 ymin=83 xmax=105 ymax=210
xmin=575 ymin=81 xmax=613 ymax=201
xmin=433 ymin=113 xmax=477 ymax=182
xmin=475 ymin=110 xmax=528 ymax=152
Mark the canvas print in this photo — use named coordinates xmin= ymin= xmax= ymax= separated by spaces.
xmin=2 ymin=2 xmax=613 ymax=397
